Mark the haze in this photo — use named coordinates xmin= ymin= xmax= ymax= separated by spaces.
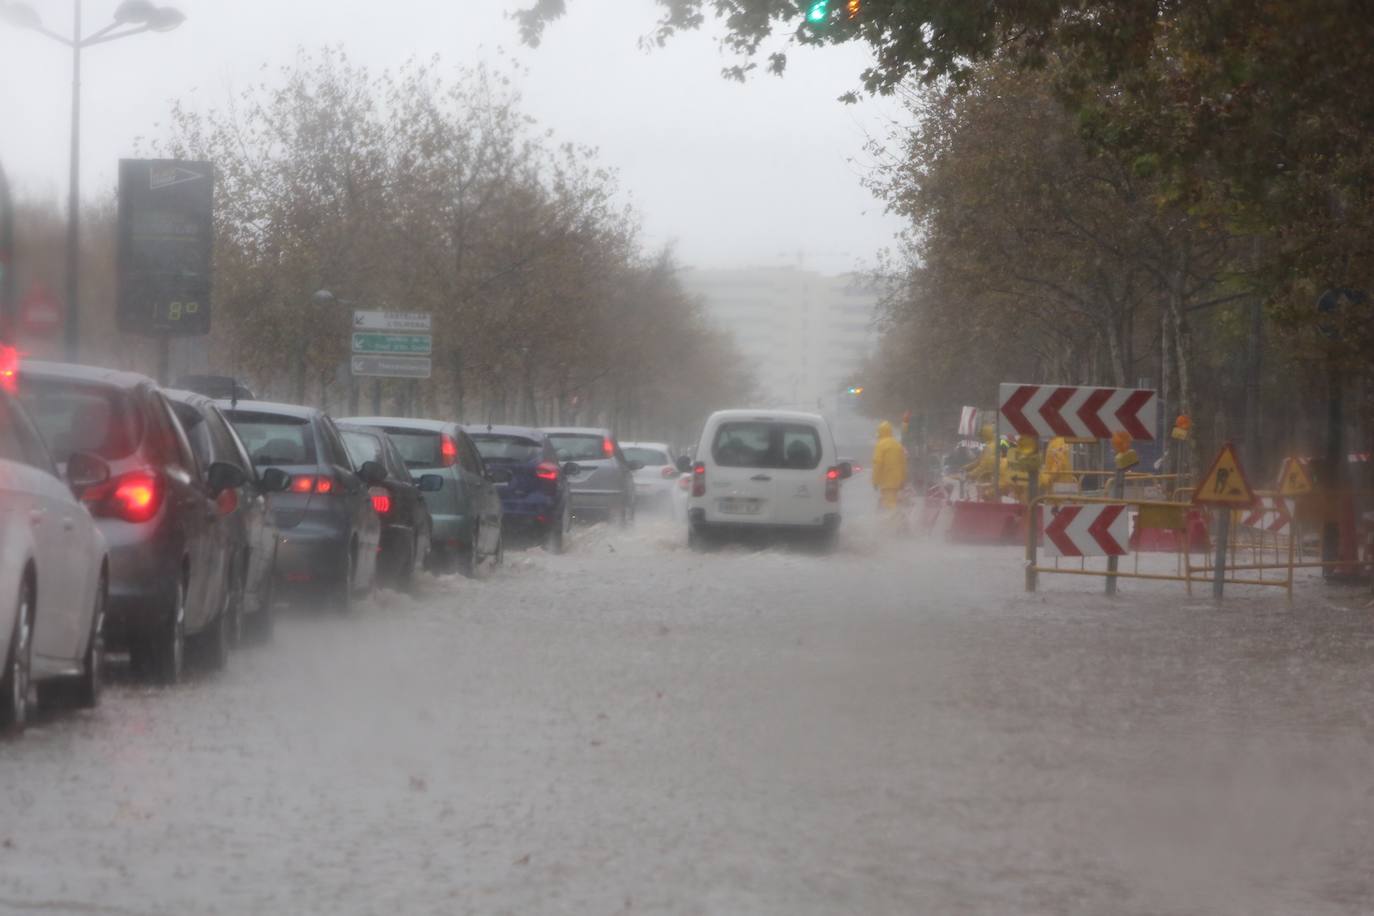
xmin=0 ymin=0 xmax=903 ymax=275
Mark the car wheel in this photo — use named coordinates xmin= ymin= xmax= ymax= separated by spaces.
xmin=396 ymin=535 xmax=418 ymax=594
xmin=200 ymin=588 xmax=231 ymax=673
xmin=226 ymin=562 xmax=246 ymax=651
xmin=0 ymin=578 xmax=34 ymax=735
xmin=135 ymin=577 xmax=185 ymax=686
xmin=41 ymin=573 xmax=105 ymax=711
xmin=246 ymin=573 xmax=276 ymax=645
xmin=75 ymin=575 xmax=105 ymax=708
xmin=688 ymin=524 xmax=714 ymax=553
xmin=461 ymin=524 xmax=483 ymax=579
xmin=546 ymin=503 xmax=569 ymax=555
xmin=331 ymin=545 xmax=356 ymax=615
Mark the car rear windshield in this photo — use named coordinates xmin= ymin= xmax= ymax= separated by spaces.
xmin=549 ymin=433 xmax=607 ymax=462
xmin=472 ymin=433 xmax=542 ymax=462
xmin=624 ymin=447 xmax=670 ymax=466
xmin=19 ymin=378 xmax=143 ymax=463
xmin=223 ymin=411 xmax=317 ymax=466
xmin=711 ymin=421 xmax=822 ymax=470
xmin=384 ymin=429 xmax=443 ymax=468
xmin=341 ymin=430 xmax=385 ymax=470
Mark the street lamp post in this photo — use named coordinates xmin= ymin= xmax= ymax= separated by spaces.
xmin=0 ymin=159 xmax=14 ymax=341
xmin=0 ymin=0 xmax=186 ymax=362
xmin=313 ymin=289 xmax=361 ymax=414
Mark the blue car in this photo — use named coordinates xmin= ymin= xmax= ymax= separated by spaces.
xmin=467 ymin=425 xmax=573 ymax=553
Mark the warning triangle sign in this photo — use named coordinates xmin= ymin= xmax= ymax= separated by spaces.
xmin=1193 ymin=442 xmax=1257 ymax=508
xmin=1277 ymin=457 xmax=1314 ymax=497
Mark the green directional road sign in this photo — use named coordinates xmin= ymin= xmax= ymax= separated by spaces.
xmin=352 ymin=333 xmax=433 ymax=356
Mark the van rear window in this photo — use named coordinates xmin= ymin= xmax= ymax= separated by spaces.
xmin=711 ymin=422 xmax=822 ymax=470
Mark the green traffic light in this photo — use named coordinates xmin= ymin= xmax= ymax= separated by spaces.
xmin=806 ymin=1 xmax=829 ymax=24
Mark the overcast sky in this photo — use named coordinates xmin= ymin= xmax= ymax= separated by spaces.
xmin=0 ymin=0 xmax=907 ymax=275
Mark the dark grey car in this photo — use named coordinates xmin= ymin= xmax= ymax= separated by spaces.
xmin=20 ymin=362 xmax=251 ymax=684
xmin=220 ymin=401 xmax=385 ymax=612
xmin=166 ymin=390 xmax=290 ymax=643
xmin=544 ymin=427 xmax=640 ymax=526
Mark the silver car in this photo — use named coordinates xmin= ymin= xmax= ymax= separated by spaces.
xmin=0 ymin=386 xmax=108 ymax=733
xmin=543 ymin=427 xmax=640 ymax=526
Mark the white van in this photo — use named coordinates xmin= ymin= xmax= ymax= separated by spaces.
xmin=680 ymin=410 xmax=852 ymax=549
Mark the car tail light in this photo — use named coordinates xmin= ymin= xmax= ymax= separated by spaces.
xmin=691 ymin=462 xmax=706 ymax=497
xmin=84 ymin=470 xmax=163 ymax=523
xmin=826 ymin=467 xmax=841 ymax=502
xmin=440 ymin=434 xmax=459 ymax=468
xmin=369 ymin=486 xmax=391 ymax=515
xmin=660 ymin=465 xmax=677 ymax=479
xmin=216 ymin=488 xmax=238 ymax=515
xmin=602 ymin=437 xmax=615 ymax=458
xmin=535 ymin=461 xmax=560 ymax=482
xmin=289 ymin=475 xmax=335 ymax=495
xmin=0 ymin=345 xmax=18 ymax=395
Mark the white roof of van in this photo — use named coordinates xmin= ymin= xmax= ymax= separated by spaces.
xmin=706 ymin=409 xmax=827 ymax=425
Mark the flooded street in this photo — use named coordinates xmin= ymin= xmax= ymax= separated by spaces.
xmin=2 ymin=515 xmax=1372 ymax=915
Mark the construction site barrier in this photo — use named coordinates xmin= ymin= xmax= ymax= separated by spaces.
xmin=1025 ymin=490 xmax=1374 ymax=600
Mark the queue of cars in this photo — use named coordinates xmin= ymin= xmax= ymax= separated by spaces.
xmin=0 ymin=358 xmax=658 ymax=735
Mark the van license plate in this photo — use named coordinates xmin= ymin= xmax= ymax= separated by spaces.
xmin=719 ymin=498 xmax=761 ymax=515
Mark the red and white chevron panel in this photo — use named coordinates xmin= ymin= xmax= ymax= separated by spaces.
xmin=1044 ymin=504 xmax=1130 ymax=557
xmin=1240 ymin=496 xmax=1292 ymax=534
xmin=999 ymin=384 xmax=1158 ymax=441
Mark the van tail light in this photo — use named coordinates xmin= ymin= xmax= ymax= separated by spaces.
xmin=602 ymin=437 xmax=615 ymax=458
xmin=535 ymin=461 xmax=560 ymax=482
xmin=440 ymin=434 xmax=459 ymax=468
xmin=660 ymin=465 xmax=677 ymax=479
xmin=825 ymin=466 xmax=841 ymax=502
xmin=369 ymin=486 xmax=392 ymax=515
xmin=289 ymin=475 xmax=335 ymax=495
xmin=692 ymin=462 xmax=706 ymax=498
xmin=83 ymin=470 xmax=163 ymax=523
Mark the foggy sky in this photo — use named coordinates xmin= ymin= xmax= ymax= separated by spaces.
xmin=0 ymin=0 xmax=905 ymax=275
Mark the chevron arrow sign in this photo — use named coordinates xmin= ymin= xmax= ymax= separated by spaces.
xmin=1044 ymin=504 xmax=1131 ymax=557
xmin=999 ymin=384 xmax=1158 ymax=441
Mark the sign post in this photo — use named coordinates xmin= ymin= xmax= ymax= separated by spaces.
xmin=1192 ymin=442 xmax=1258 ymax=600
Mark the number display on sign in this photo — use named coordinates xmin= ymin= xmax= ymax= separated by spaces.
xmin=156 ymin=301 xmax=201 ymax=322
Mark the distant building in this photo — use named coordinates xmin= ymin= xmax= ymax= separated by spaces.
xmin=681 ymin=266 xmax=880 ymax=408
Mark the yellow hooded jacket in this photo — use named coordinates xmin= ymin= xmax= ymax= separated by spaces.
xmin=871 ymin=421 xmax=908 ymax=491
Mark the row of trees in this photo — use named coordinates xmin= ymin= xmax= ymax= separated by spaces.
xmin=523 ymin=1 xmax=1373 ymax=475
xmin=150 ymin=48 xmax=751 ymax=442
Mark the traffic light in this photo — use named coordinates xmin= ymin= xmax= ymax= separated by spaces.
xmin=847 ymin=385 xmax=864 ymax=396
xmin=805 ymin=1 xmax=829 ymax=24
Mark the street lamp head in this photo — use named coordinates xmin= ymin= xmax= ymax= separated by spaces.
xmin=0 ymin=2 xmax=43 ymax=30
xmin=112 ymin=0 xmax=158 ymax=23
xmin=113 ymin=1 xmax=185 ymax=31
xmin=147 ymin=7 xmax=186 ymax=32
xmin=312 ymin=289 xmax=338 ymax=306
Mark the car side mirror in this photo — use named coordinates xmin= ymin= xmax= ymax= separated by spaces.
xmin=358 ymin=460 xmax=388 ymax=486
xmin=418 ymin=473 xmax=444 ymax=492
xmin=207 ymin=461 xmax=249 ymax=496
xmin=258 ymin=466 xmax=293 ymax=493
xmin=66 ymin=451 xmax=110 ymax=494
xmin=675 ymin=455 xmax=692 ymax=473
xmin=562 ymin=461 xmax=581 ymax=477
xmin=627 ymin=460 xmax=645 ymax=472
xmin=837 ymin=461 xmax=854 ymax=481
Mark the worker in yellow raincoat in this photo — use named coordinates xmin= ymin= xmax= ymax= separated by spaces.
xmin=871 ymin=421 xmax=908 ymax=511
xmin=966 ymin=424 xmax=1016 ymax=500
xmin=1040 ymin=436 xmax=1075 ymax=491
